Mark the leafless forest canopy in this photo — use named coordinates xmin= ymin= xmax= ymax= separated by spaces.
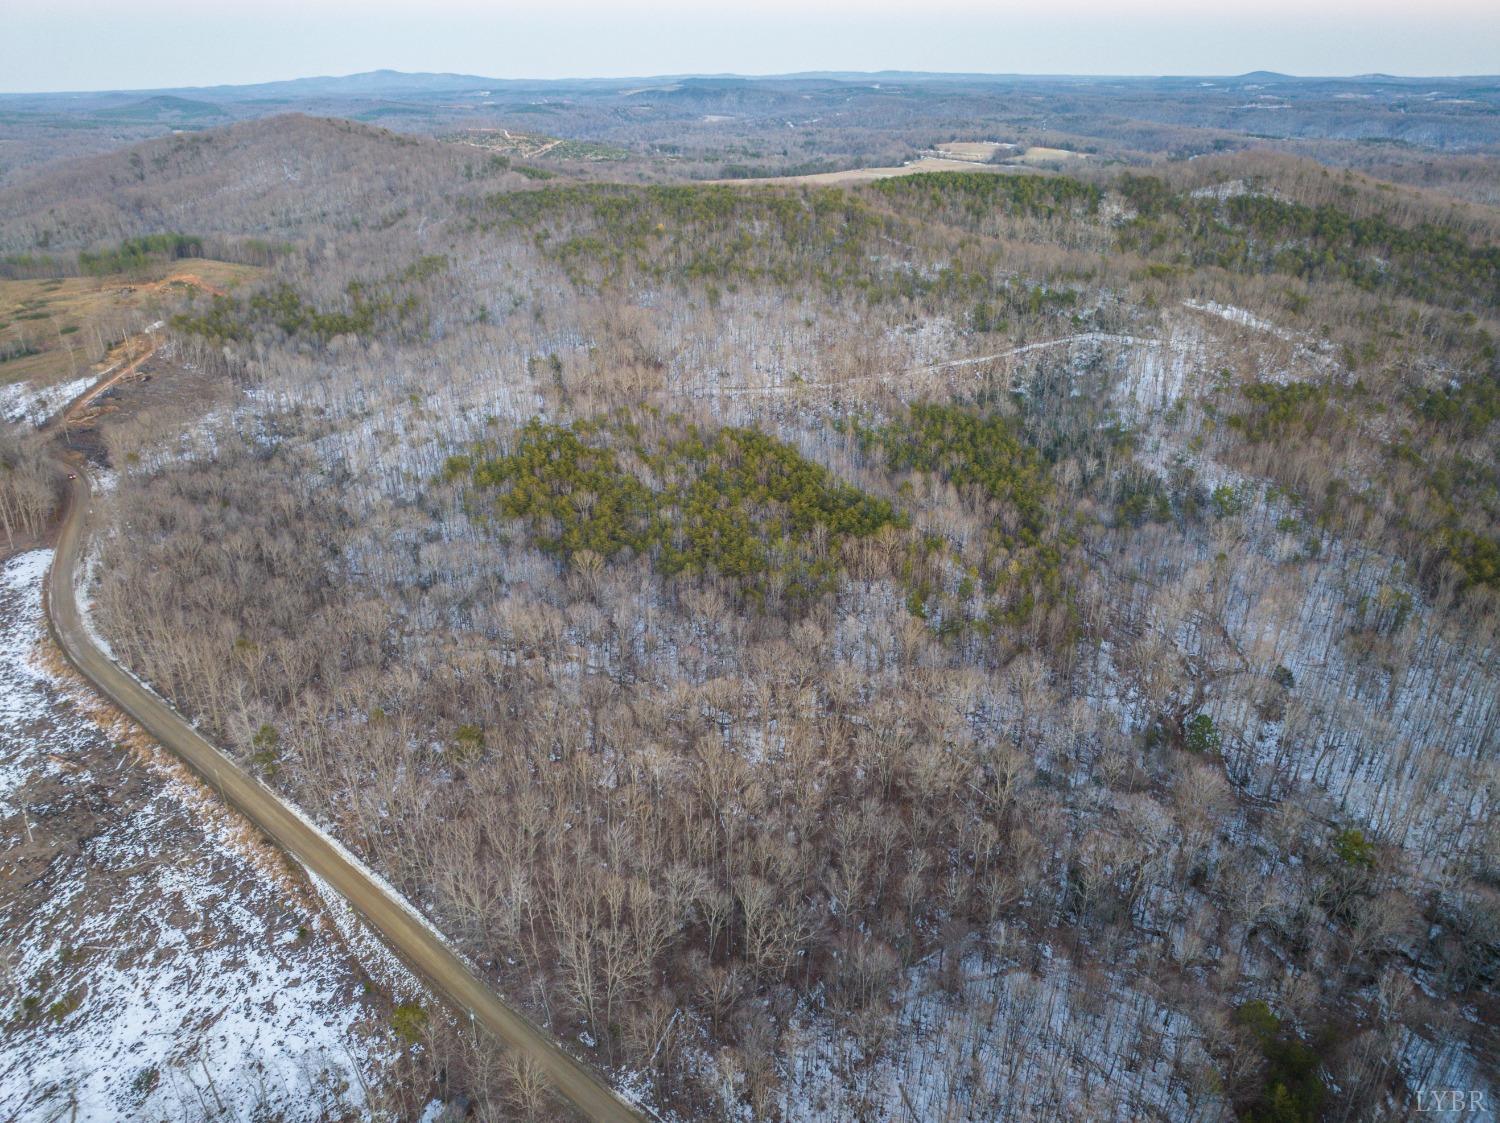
xmin=1 ymin=73 xmax=1497 ymax=1122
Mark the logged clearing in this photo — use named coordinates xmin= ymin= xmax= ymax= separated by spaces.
xmin=0 ymin=260 xmax=258 ymax=389
xmin=447 ymin=127 xmax=629 ymax=161
xmin=935 ymin=140 xmax=1011 ymax=162
xmin=1010 ymin=145 xmax=1088 ymax=164
xmin=709 ymin=155 xmax=1016 ymax=187
xmin=0 ymin=551 xmax=402 ymax=1120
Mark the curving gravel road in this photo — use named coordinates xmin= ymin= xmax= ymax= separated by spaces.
xmin=44 ymin=403 xmax=644 ymax=1123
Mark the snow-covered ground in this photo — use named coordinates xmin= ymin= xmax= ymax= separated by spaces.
xmin=1085 ymin=315 xmax=1497 ymax=867
xmin=0 ymin=550 xmax=399 ymax=1122
xmin=0 ymin=375 xmax=97 ymax=427
xmin=781 ymin=945 xmax=1220 ymax=1122
xmin=94 ymin=278 xmax=1495 ymax=1118
xmin=1182 ymin=298 xmax=1289 ymax=339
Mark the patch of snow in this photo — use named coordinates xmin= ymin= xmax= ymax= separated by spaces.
xmin=0 ymin=374 xmax=97 ymax=426
xmin=783 ymin=944 xmax=1220 ymax=1121
xmin=1395 ymin=1026 xmax=1495 ymax=1120
xmin=1189 ymin=179 xmax=1252 ymax=201
xmin=1183 ymin=299 xmax=1290 ymax=339
xmin=0 ymin=551 xmax=54 ymax=808
xmin=0 ymin=550 xmax=396 ymax=1121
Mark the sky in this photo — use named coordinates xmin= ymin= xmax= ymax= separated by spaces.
xmin=2 ymin=0 xmax=1497 ymax=92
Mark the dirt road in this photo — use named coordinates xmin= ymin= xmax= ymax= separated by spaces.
xmin=42 ymin=380 xmax=645 ymax=1123
xmin=691 ymin=331 xmax=1141 ymax=399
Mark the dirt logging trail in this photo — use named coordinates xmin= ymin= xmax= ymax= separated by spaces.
xmin=156 ymin=272 xmax=229 ymax=297
xmin=692 ymin=331 xmax=1140 ymax=399
xmin=129 ymin=271 xmax=231 ymax=299
xmin=58 ymin=335 xmax=159 ymax=430
xmin=44 ymin=273 xmax=223 ymax=436
xmin=40 ymin=344 xmax=648 ymax=1123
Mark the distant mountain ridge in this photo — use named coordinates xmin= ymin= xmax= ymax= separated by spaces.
xmin=4 ymin=67 xmax=1497 ymax=102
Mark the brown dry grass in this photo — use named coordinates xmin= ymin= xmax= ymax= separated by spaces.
xmin=710 ymin=156 xmax=1017 ymax=187
xmin=935 ymin=141 xmax=1009 ymax=162
xmin=1010 ymin=145 xmax=1088 ymax=165
xmin=0 ymin=259 xmax=259 ymax=388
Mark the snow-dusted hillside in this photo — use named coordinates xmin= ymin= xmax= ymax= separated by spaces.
xmin=0 ymin=550 xmax=402 ymax=1122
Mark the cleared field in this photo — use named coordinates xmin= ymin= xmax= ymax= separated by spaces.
xmin=1010 ymin=145 xmax=1088 ymax=164
xmin=936 ymin=140 xmax=1012 ymax=162
xmin=0 ymin=259 xmax=259 ymax=388
xmin=447 ymin=127 xmax=629 ymax=161
xmin=708 ymin=155 xmax=1018 ymax=187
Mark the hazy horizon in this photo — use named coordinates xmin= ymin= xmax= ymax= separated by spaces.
xmin=3 ymin=0 xmax=1497 ymax=94
xmin=6 ymin=65 xmax=1500 ymax=99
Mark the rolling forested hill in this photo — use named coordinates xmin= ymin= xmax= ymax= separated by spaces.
xmin=2 ymin=79 xmax=1496 ymax=1122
